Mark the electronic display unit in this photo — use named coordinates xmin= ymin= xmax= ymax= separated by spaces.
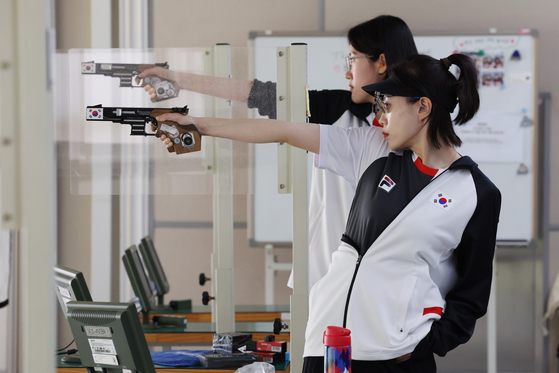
xmin=53 ymin=265 xmax=94 ymax=364
xmin=53 ymin=265 xmax=93 ymax=316
xmin=122 ymin=245 xmax=186 ymax=329
xmin=138 ymin=236 xmax=169 ymax=306
xmin=122 ymin=245 xmax=158 ymax=324
xmin=136 ymin=237 xmax=192 ymax=312
xmin=66 ymin=301 xmax=156 ymax=373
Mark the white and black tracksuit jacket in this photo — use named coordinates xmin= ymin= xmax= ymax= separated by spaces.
xmin=304 ymin=124 xmax=501 ymax=361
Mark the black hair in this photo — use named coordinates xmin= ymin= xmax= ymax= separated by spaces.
xmin=391 ymin=54 xmax=480 ymax=149
xmin=347 ymin=15 xmax=418 ymax=73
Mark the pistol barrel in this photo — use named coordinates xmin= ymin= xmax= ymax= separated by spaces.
xmin=81 ymin=61 xmax=169 ymax=75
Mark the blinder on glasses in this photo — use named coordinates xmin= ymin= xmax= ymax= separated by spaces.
xmin=373 ymin=92 xmax=387 ymax=114
xmin=373 ymin=92 xmax=422 ymax=114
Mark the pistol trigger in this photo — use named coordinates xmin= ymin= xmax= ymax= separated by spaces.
xmin=148 ymin=118 xmax=158 ymax=134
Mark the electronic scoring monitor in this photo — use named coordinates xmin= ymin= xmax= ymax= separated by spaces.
xmin=66 ymin=301 xmax=156 ymax=373
xmin=53 ymin=265 xmax=93 ymax=316
xmin=122 ymin=245 xmax=158 ymax=324
xmin=138 ymin=236 xmax=170 ymax=306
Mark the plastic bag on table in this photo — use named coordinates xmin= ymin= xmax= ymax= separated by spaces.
xmin=235 ymin=361 xmax=275 ymax=373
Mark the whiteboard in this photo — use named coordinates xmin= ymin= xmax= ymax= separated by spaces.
xmin=250 ymin=31 xmax=538 ymax=244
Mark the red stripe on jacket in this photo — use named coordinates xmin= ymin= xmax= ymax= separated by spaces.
xmin=423 ymin=307 xmax=444 ymax=316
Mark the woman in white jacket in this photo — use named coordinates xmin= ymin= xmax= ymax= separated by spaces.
xmin=153 ymin=53 xmax=501 ymax=373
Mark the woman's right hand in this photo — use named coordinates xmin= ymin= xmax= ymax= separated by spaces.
xmin=155 ymin=113 xmax=199 ymax=149
xmin=149 ymin=122 xmax=173 ymax=148
xmin=138 ymin=67 xmax=177 ymax=100
xmin=158 ymin=133 xmax=173 ymax=149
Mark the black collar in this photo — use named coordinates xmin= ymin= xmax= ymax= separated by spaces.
xmin=349 ymin=101 xmax=373 ymax=125
xmin=449 ymin=155 xmax=478 ymax=171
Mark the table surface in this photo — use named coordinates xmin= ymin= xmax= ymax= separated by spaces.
xmin=150 ymin=305 xmax=290 ymax=323
xmin=141 ymin=321 xmax=290 ymax=343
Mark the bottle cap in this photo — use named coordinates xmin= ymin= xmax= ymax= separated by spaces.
xmin=323 ymin=326 xmax=351 ymax=346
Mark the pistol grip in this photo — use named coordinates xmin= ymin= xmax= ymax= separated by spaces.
xmin=156 ymin=120 xmax=201 ymax=155
xmin=172 ymin=123 xmax=202 ymax=155
xmin=139 ymin=75 xmax=179 ymax=102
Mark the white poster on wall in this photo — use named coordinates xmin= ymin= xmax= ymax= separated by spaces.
xmin=455 ymin=111 xmax=525 ymax=163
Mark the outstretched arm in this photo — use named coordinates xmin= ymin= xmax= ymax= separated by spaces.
xmin=156 ymin=113 xmax=320 ymax=154
xmin=139 ymin=67 xmax=253 ymax=103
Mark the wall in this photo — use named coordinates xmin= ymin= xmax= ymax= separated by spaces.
xmin=152 ymin=0 xmax=321 ymax=47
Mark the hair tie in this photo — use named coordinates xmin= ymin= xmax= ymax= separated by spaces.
xmin=440 ymin=57 xmax=452 ymax=70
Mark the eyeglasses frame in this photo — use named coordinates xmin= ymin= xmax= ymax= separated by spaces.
xmin=346 ymin=55 xmax=375 ymax=71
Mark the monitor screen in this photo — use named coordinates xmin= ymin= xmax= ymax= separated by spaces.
xmin=122 ymin=245 xmax=156 ymax=318
xmin=139 ymin=236 xmax=169 ymax=303
xmin=53 ymin=265 xmax=93 ymax=317
xmin=66 ymin=301 xmax=156 ymax=373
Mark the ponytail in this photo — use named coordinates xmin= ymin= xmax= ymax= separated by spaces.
xmin=446 ymin=54 xmax=480 ymax=125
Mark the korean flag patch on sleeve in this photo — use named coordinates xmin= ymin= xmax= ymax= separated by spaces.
xmin=432 ymin=190 xmax=453 ymax=210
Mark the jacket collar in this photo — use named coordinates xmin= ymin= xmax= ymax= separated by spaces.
xmin=449 ymin=155 xmax=478 ymax=171
xmin=349 ymin=102 xmax=373 ymax=125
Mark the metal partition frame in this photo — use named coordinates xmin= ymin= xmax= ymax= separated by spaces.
xmin=90 ymin=0 xmax=114 ymax=304
xmin=276 ymin=43 xmax=308 ymax=373
xmin=539 ymin=92 xmax=552 ymax=372
xmin=118 ymin=0 xmax=152 ymax=305
xmin=209 ymin=44 xmax=236 ymax=332
xmin=0 ymin=1 xmax=56 ymax=373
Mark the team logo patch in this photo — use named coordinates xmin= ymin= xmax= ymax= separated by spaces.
xmin=432 ymin=191 xmax=453 ymax=210
xmin=378 ymin=175 xmax=396 ymax=193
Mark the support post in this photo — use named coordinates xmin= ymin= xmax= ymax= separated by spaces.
xmin=90 ymin=0 xmax=113 ymax=303
xmin=0 ymin=2 xmax=56 ymax=373
xmin=211 ymin=44 xmax=235 ymax=332
xmin=265 ymin=244 xmax=293 ymax=305
xmin=118 ymin=0 xmax=151 ymax=302
xmin=276 ymin=44 xmax=308 ymax=373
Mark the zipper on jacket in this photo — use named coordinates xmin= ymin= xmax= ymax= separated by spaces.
xmin=339 ymin=164 xmax=456 ymax=329
xmin=342 ymin=254 xmax=362 ymax=328
xmin=339 ymin=170 xmax=447 ymax=328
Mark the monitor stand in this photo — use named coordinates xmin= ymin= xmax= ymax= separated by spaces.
xmin=156 ymin=294 xmax=192 ymax=312
xmin=152 ymin=304 xmax=174 ymax=313
xmin=141 ymin=310 xmax=186 ymax=329
xmin=61 ymin=351 xmax=81 ymax=363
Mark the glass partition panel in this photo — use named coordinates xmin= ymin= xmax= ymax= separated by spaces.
xmin=65 ymin=47 xmax=281 ymax=196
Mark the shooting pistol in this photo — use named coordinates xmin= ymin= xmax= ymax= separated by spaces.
xmin=81 ymin=61 xmax=180 ymax=102
xmin=85 ymin=104 xmax=201 ymax=155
